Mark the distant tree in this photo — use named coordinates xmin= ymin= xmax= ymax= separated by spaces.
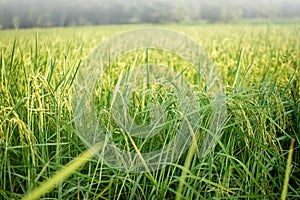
xmin=201 ymin=1 xmax=224 ymax=22
xmin=0 ymin=0 xmax=300 ymax=29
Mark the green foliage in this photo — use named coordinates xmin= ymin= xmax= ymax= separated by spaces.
xmin=0 ymin=24 xmax=299 ymax=199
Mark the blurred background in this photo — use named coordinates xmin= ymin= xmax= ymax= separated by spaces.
xmin=0 ymin=0 xmax=299 ymax=29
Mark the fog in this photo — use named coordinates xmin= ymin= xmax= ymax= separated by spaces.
xmin=0 ymin=0 xmax=299 ymax=29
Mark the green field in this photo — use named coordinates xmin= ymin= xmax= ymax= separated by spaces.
xmin=0 ymin=24 xmax=299 ymax=199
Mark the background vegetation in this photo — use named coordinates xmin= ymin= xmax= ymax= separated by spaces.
xmin=0 ymin=0 xmax=300 ymax=29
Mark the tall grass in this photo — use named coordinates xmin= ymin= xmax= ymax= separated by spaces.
xmin=0 ymin=24 xmax=299 ymax=199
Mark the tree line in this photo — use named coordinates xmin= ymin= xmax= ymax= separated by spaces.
xmin=0 ymin=0 xmax=299 ymax=29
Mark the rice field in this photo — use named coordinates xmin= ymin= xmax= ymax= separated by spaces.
xmin=0 ymin=23 xmax=299 ymax=199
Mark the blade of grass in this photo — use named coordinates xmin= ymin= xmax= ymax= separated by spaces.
xmin=23 ymin=143 xmax=103 ymax=200
xmin=281 ymin=139 xmax=295 ymax=200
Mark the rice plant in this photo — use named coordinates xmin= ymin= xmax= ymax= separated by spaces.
xmin=0 ymin=24 xmax=299 ymax=199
